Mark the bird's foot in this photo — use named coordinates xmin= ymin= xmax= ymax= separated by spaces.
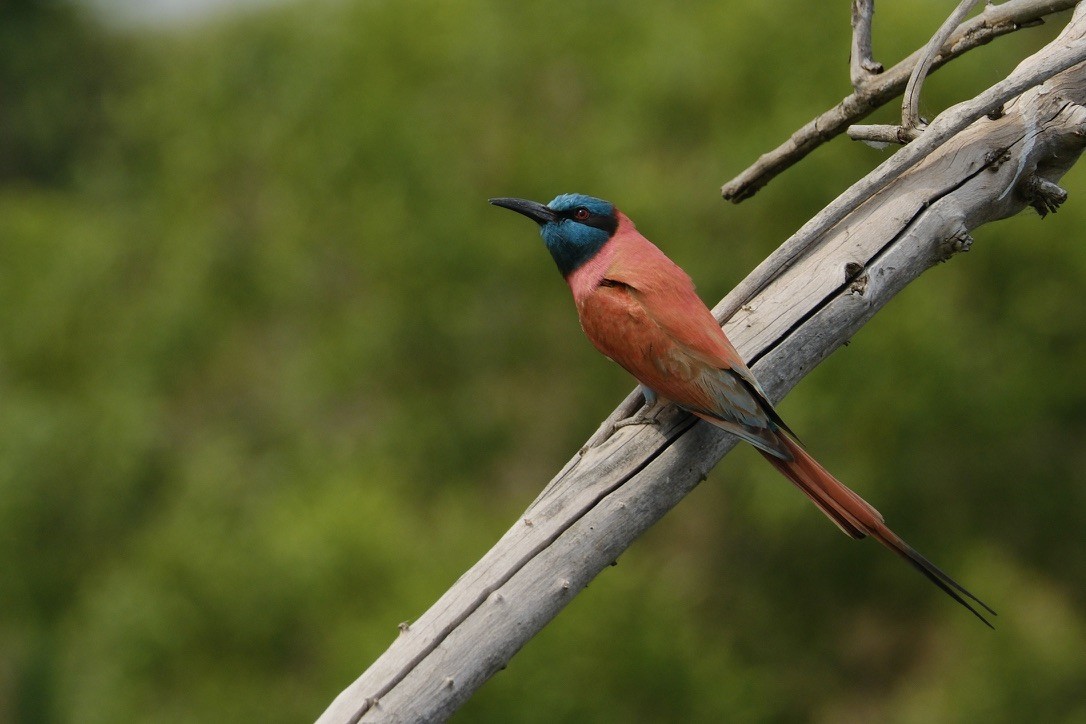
xmin=612 ymin=387 xmax=668 ymax=431
xmin=612 ymin=411 xmax=662 ymax=430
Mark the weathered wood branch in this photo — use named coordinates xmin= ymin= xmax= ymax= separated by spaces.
xmin=722 ymin=0 xmax=1079 ymax=203
xmin=850 ymin=0 xmax=883 ymax=89
xmin=902 ymin=0 xmax=985 ymax=133
xmin=319 ymin=7 xmax=1086 ymax=723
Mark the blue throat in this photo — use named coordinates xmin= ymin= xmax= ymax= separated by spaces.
xmin=539 ymin=194 xmax=617 ymax=277
xmin=542 ymin=224 xmax=610 ymax=276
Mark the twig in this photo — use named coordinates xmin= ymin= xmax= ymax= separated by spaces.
xmin=722 ymin=0 xmax=1078 ymax=203
xmin=903 ymin=0 xmax=985 ymax=132
xmin=850 ymin=0 xmax=884 ymax=89
xmin=848 ymin=123 xmax=921 ymax=145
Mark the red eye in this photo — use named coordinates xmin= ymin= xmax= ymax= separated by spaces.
xmin=574 ymin=207 xmax=590 ymax=220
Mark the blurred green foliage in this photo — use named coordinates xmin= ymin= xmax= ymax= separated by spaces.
xmin=1 ymin=0 xmax=1085 ymax=721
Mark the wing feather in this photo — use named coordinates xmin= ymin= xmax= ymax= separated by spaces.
xmin=575 ymin=243 xmax=790 ymax=458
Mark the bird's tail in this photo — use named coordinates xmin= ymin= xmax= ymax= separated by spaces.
xmin=760 ymin=434 xmax=996 ymax=627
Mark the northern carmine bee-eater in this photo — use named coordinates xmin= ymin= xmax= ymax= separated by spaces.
xmin=490 ymin=192 xmax=994 ymax=626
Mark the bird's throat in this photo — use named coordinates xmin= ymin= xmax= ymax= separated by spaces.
xmin=541 ymin=223 xmax=610 ymax=278
xmin=565 ymin=238 xmax=618 ymax=304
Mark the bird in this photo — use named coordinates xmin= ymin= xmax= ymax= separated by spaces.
xmin=490 ymin=192 xmax=995 ymax=627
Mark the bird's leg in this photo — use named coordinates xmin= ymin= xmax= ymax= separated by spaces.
xmin=613 ymin=386 xmax=668 ymax=429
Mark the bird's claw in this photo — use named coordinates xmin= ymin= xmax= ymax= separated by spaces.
xmin=612 ymin=412 xmax=662 ymax=430
xmin=612 ymin=390 xmax=668 ymax=432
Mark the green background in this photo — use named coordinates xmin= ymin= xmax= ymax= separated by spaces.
xmin=2 ymin=1 xmax=1084 ymax=721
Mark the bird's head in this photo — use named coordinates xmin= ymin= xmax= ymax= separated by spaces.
xmin=489 ymin=193 xmax=619 ymax=277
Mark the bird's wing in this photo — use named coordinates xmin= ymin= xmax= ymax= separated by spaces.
xmin=578 ymin=254 xmax=791 ymax=458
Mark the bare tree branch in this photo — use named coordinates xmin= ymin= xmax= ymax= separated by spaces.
xmin=902 ymin=0 xmax=985 ymax=132
xmin=319 ymin=7 xmax=1086 ymax=723
xmin=847 ymin=124 xmax=917 ymax=145
xmin=722 ymin=0 xmax=1078 ymax=203
xmin=850 ymin=0 xmax=884 ymax=89
xmin=721 ymin=6 xmax=1086 ymax=319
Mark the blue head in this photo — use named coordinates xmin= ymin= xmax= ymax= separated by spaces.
xmin=490 ymin=193 xmax=618 ymax=277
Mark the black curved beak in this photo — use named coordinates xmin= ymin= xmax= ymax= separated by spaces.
xmin=489 ymin=197 xmax=557 ymax=225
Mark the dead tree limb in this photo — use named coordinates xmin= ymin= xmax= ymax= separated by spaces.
xmin=850 ymin=0 xmax=883 ymax=89
xmin=903 ymin=0 xmax=984 ymax=134
xmin=722 ymin=0 xmax=1079 ymax=202
xmin=319 ymin=6 xmax=1086 ymax=723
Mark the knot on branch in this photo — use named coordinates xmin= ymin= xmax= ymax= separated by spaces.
xmin=864 ymin=59 xmax=885 ymax=74
xmin=1019 ymin=175 xmax=1068 ymax=217
xmin=984 ymin=146 xmax=1013 ymax=172
xmin=940 ymin=225 xmax=974 ymax=261
xmin=844 ymin=262 xmax=868 ymax=295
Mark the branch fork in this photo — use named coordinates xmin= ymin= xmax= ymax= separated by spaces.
xmin=723 ymin=0 xmax=1079 ymax=202
xmin=849 ymin=0 xmax=986 ymax=144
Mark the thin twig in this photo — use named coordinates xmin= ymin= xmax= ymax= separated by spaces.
xmin=902 ymin=0 xmax=985 ymax=132
xmin=850 ymin=0 xmax=884 ymax=89
xmin=722 ymin=0 xmax=1078 ymax=203
xmin=848 ymin=124 xmax=920 ymax=145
